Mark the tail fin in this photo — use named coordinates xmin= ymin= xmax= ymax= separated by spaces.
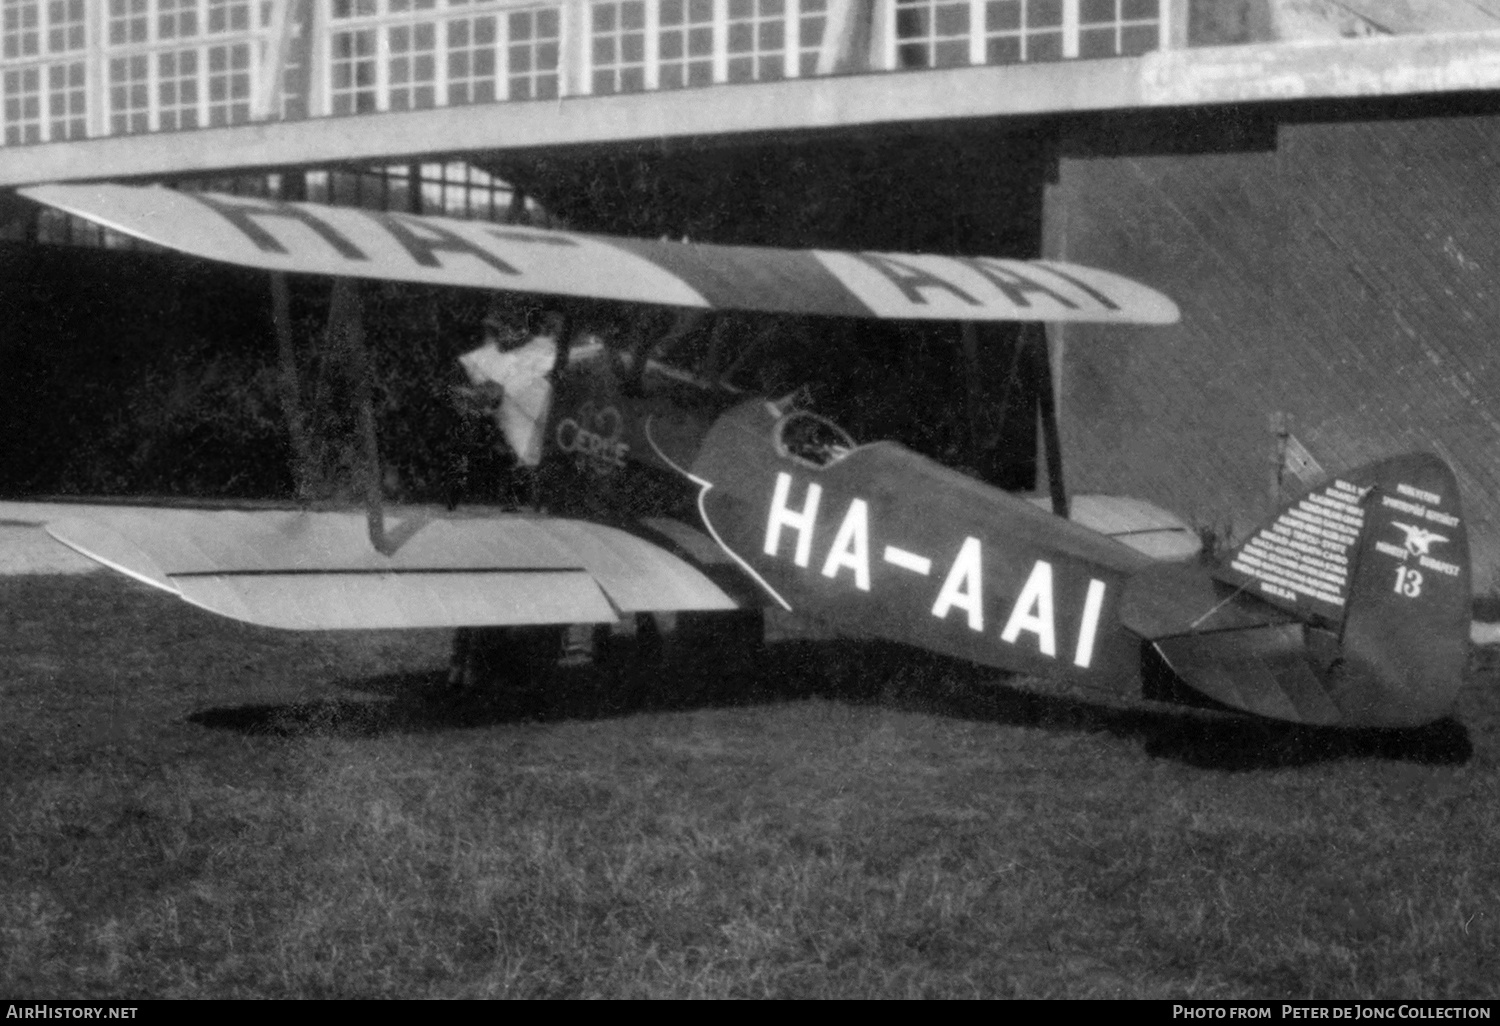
xmin=1210 ymin=452 xmax=1469 ymax=726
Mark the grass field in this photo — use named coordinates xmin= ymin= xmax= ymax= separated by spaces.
xmin=3 ymin=571 xmax=1499 ymax=999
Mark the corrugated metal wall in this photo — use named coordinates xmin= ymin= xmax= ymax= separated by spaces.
xmin=1047 ymin=113 xmax=1500 ymax=591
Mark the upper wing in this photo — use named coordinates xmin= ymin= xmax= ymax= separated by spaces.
xmin=40 ymin=505 xmax=741 ymax=630
xmin=20 ymin=183 xmax=1178 ymax=325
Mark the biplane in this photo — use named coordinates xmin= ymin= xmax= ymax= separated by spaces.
xmin=10 ymin=182 xmax=1473 ymax=729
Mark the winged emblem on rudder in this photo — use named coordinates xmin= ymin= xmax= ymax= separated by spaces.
xmin=1391 ymin=521 xmax=1448 ymax=557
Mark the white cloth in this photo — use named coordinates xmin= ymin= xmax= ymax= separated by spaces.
xmin=458 ymin=336 xmax=557 ymax=467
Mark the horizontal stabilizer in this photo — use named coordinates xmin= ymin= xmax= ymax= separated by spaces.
xmin=45 ymin=506 xmax=739 ymax=630
xmin=1151 ymin=625 xmax=1344 ymax=725
xmin=1030 ymin=494 xmax=1202 ymax=562
xmin=1121 ymin=561 xmax=1297 ymax=641
xmin=20 ymin=184 xmax=1180 ymax=325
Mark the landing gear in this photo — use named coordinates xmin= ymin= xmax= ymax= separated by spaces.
xmin=588 ymin=609 xmax=768 ymax=707
xmin=444 ymin=617 xmax=667 ymax=716
xmin=447 ymin=625 xmax=564 ymax=715
xmin=669 ymin=609 xmax=767 ymax=703
xmin=444 ymin=609 xmax=766 ymax=715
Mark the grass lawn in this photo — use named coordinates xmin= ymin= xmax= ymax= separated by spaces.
xmin=2 ymin=573 xmax=1498 ymax=998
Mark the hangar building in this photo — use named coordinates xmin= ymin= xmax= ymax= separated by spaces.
xmin=3 ymin=0 xmax=1500 ymax=587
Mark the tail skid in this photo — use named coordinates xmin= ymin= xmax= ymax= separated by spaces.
xmin=1151 ymin=453 xmax=1469 ymax=727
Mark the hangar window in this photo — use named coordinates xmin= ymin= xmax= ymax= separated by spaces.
xmin=892 ymin=0 xmax=1161 ymax=67
xmin=206 ymin=41 xmax=251 ymax=125
xmin=325 ymin=165 xmax=402 ymax=209
xmin=1078 ymin=0 xmax=1158 ymax=57
xmin=279 ymin=12 xmax=309 ymax=119
xmin=31 ymin=203 xmax=112 ymax=246
xmin=2 ymin=65 xmax=40 ymax=143
xmin=894 ymin=0 xmax=969 ymax=68
xmin=47 ymin=60 xmax=84 ymax=138
xmin=157 ymin=47 xmax=201 ymax=130
xmin=797 ymin=0 xmax=826 ymax=76
xmin=206 ymin=0 xmax=251 ymax=34
xmin=590 ymin=0 xmax=646 ymax=94
xmin=726 ymin=0 xmax=786 ymax=84
xmin=108 ymin=0 xmax=149 ymax=46
xmin=507 ymin=7 xmax=560 ymax=100
xmin=330 ymin=27 xmax=378 ymax=113
xmin=47 ymin=0 xmax=84 ymax=51
xmin=983 ymin=0 xmax=1063 ymax=63
xmin=0 ymin=0 xmax=1171 ymax=152
xmin=4 ymin=160 xmax=532 ymax=249
xmin=658 ymin=0 xmax=714 ymax=89
xmin=108 ymin=53 xmax=150 ymax=134
xmin=2 ymin=1 xmax=40 ymax=61
xmin=388 ymin=21 xmax=437 ymax=109
xmin=158 ymin=0 xmax=200 ymax=40
xmin=446 ymin=14 xmax=498 ymax=104
xmin=299 ymin=162 xmax=527 ymax=221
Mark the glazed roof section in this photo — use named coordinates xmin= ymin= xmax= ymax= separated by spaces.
xmin=0 ymin=0 xmax=1496 ymax=186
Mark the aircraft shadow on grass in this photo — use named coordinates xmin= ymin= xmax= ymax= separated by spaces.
xmin=185 ymin=637 xmax=1473 ymax=772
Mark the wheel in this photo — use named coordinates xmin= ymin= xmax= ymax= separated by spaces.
xmin=590 ymin=614 xmax=667 ymax=712
xmin=590 ymin=614 xmax=666 ymax=673
xmin=447 ymin=625 xmax=564 ymax=708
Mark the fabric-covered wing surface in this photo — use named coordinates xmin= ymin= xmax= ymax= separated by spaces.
xmin=20 ymin=183 xmax=1180 ymax=325
xmin=44 ymin=507 xmax=738 ymax=630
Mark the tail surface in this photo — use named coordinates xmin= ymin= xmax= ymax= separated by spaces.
xmin=1144 ymin=453 xmax=1469 ymax=727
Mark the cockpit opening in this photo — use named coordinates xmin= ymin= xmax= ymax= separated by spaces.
xmin=775 ymin=409 xmax=857 ymax=469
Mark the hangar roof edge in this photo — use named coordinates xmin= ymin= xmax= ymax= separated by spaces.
xmin=2 ymin=30 xmax=1499 ymax=188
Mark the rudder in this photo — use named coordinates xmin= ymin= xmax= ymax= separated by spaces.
xmin=1216 ymin=453 xmax=1469 ymax=726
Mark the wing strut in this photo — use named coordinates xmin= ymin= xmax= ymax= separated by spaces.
xmin=957 ymin=321 xmax=1059 ymax=505
xmin=959 ymin=324 xmax=984 ymax=473
xmin=1030 ymin=323 xmax=1069 ymax=519
xmin=270 ymin=271 xmax=315 ymax=499
xmin=326 ymin=278 xmax=393 ymax=555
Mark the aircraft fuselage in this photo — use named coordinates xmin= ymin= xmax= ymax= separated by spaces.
xmin=544 ymin=358 xmax=1152 ymax=687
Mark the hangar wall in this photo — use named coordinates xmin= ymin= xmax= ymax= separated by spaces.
xmin=1047 ymin=112 xmax=1500 ymax=591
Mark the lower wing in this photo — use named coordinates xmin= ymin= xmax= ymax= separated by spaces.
xmin=30 ymin=503 xmax=741 ymax=630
